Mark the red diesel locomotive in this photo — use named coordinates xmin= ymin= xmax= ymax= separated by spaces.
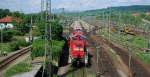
xmin=68 ymin=28 xmax=88 ymax=65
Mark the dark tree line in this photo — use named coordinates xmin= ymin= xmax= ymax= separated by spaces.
xmin=0 ymin=9 xmax=11 ymax=18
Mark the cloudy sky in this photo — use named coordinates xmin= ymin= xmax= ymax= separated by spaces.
xmin=0 ymin=0 xmax=150 ymax=13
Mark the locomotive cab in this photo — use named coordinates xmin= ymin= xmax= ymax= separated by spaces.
xmin=68 ymin=38 xmax=88 ymax=65
xmin=68 ymin=21 xmax=88 ymax=66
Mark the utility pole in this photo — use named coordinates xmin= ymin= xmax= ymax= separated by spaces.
xmin=96 ymin=43 xmax=100 ymax=77
xmin=118 ymin=10 xmax=121 ymax=42
xmin=142 ymin=19 xmax=150 ymax=52
xmin=41 ymin=0 xmax=52 ymax=76
xmin=148 ymin=26 xmax=150 ymax=52
xmin=61 ymin=8 xmax=65 ymax=26
xmin=41 ymin=0 xmax=46 ymax=77
xmin=45 ymin=0 xmax=52 ymax=77
xmin=128 ymin=45 xmax=132 ymax=71
xmin=102 ymin=11 xmax=105 ymax=26
xmin=108 ymin=7 xmax=111 ymax=43
xmin=41 ymin=0 xmax=44 ymax=20
xmin=96 ymin=45 xmax=100 ymax=66
xmin=0 ymin=27 xmax=3 ymax=55
xmin=29 ymin=16 xmax=33 ymax=45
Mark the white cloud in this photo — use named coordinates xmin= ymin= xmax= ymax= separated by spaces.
xmin=0 ymin=0 xmax=149 ymax=13
xmin=0 ymin=0 xmax=41 ymax=13
xmin=54 ymin=0 xmax=106 ymax=10
xmin=116 ymin=0 xmax=141 ymax=3
xmin=131 ymin=0 xmax=141 ymax=2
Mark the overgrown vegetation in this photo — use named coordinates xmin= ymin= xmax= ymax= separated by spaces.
xmin=0 ymin=29 xmax=29 ymax=54
xmin=0 ymin=9 xmax=40 ymax=54
xmin=4 ymin=58 xmax=32 ymax=77
xmin=99 ymin=27 xmax=150 ymax=64
xmin=37 ymin=19 xmax=63 ymax=40
xmin=0 ymin=39 xmax=28 ymax=54
xmin=0 ymin=29 xmax=14 ymax=42
xmin=30 ymin=12 xmax=65 ymax=63
xmin=31 ymin=39 xmax=65 ymax=60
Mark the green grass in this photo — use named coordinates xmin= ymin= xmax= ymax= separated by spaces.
xmin=137 ymin=53 xmax=150 ymax=64
xmin=0 ymin=39 xmax=28 ymax=55
xmin=4 ymin=58 xmax=32 ymax=77
xmin=99 ymin=27 xmax=150 ymax=64
xmin=31 ymin=39 xmax=65 ymax=60
xmin=0 ymin=43 xmax=11 ymax=54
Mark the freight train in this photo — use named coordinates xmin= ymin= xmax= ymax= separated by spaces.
xmin=68 ymin=21 xmax=88 ymax=65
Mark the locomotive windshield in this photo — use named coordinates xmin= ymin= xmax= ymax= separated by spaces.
xmin=74 ymin=44 xmax=84 ymax=51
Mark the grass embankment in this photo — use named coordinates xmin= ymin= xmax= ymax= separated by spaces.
xmin=4 ymin=57 xmax=32 ymax=77
xmin=0 ymin=39 xmax=29 ymax=55
xmin=99 ymin=28 xmax=150 ymax=64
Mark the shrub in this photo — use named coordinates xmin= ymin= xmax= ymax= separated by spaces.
xmin=31 ymin=39 xmax=45 ymax=58
xmin=4 ymin=58 xmax=32 ymax=77
xmin=9 ymin=39 xmax=28 ymax=51
xmin=0 ymin=39 xmax=28 ymax=54
xmin=0 ymin=43 xmax=11 ymax=53
xmin=0 ymin=29 xmax=14 ymax=42
xmin=31 ymin=39 xmax=65 ymax=60
xmin=17 ymin=39 xmax=29 ymax=47
xmin=37 ymin=20 xmax=63 ymax=40
xmin=9 ymin=41 xmax=20 ymax=51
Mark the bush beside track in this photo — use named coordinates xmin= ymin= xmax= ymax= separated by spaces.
xmin=31 ymin=39 xmax=65 ymax=61
xmin=4 ymin=57 xmax=32 ymax=77
xmin=0 ymin=39 xmax=29 ymax=56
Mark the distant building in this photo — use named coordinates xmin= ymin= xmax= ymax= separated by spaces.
xmin=146 ymin=12 xmax=150 ymax=16
xmin=132 ymin=13 xmax=140 ymax=17
xmin=0 ymin=16 xmax=21 ymax=29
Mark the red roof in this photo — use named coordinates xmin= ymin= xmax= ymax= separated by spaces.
xmin=0 ymin=16 xmax=21 ymax=23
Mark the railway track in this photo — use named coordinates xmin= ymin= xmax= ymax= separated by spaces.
xmin=87 ymin=38 xmax=121 ymax=77
xmin=58 ymin=21 xmax=90 ymax=77
xmin=83 ymin=20 xmax=150 ymax=77
xmin=72 ymin=67 xmax=87 ymax=77
xmin=0 ymin=45 xmax=32 ymax=71
xmin=64 ymin=20 xmax=149 ymax=77
xmin=80 ymin=21 xmax=120 ymax=77
xmin=91 ymin=34 xmax=150 ymax=77
xmin=72 ymin=21 xmax=88 ymax=77
xmin=98 ymin=44 xmax=120 ymax=77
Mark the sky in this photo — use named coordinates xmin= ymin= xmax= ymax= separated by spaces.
xmin=0 ymin=0 xmax=150 ymax=13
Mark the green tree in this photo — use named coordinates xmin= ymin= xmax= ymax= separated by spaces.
xmin=0 ymin=9 xmax=11 ymax=18
xmin=0 ymin=29 xmax=14 ymax=42
xmin=37 ymin=19 xmax=63 ymax=40
xmin=14 ymin=15 xmax=31 ymax=35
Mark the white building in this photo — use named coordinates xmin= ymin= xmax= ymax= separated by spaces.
xmin=0 ymin=16 xmax=20 ymax=29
